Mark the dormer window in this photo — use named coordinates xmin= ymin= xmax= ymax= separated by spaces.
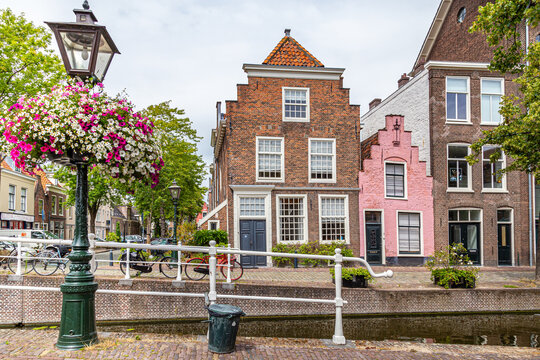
xmin=283 ymin=87 xmax=309 ymax=122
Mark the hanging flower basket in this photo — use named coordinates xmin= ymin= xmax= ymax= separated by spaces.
xmin=0 ymin=81 xmax=163 ymax=187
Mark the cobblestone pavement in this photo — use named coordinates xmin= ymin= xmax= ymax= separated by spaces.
xmin=0 ymin=329 xmax=539 ymax=360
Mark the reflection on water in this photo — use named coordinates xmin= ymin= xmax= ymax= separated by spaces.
xmin=99 ymin=313 xmax=540 ymax=348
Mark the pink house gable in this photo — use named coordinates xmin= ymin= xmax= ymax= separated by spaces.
xmin=359 ymin=115 xmax=434 ymax=266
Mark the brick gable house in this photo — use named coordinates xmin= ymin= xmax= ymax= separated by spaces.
xmin=200 ymin=30 xmax=361 ymax=267
xmin=361 ymin=0 xmax=535 ymax=266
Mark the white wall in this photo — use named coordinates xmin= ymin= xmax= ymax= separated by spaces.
xmin=361 ymin=69 xmax=431 ymax=175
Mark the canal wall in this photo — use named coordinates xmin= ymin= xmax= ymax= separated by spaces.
xmin=0 ymin=275 xmax=539 ymax=325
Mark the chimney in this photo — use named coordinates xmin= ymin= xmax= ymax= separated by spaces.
xmin=284 ymin=29 xmax=291 ymax=37
xmin=369 ymin=98 xmax=382 ymax=111
xmin=398 ymin=73 xmax=410 ymax=88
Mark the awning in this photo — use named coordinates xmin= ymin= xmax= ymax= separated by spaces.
xmin=1 ymin=213 xmax=34 ymax=222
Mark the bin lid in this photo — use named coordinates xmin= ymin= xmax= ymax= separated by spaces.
xmin=207 ymin=304 xmax=245 ymax=317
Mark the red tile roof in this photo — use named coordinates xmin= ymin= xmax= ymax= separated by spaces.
xmin=263 ymin=34 xmax=324 ymax=67
xmin=34 ymin=169 xmax=54 ymax=192
xmin=1 ymin=160 xmax=13 ymax=171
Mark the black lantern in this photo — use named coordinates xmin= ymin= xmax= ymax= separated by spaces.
xmin=169 ymin=180 xmax=181 ymax=201
xmin=45 ymin=1 xmax=120 ymax=82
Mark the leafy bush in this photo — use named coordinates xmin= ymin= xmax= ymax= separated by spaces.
xmin=271 ymin=241 xmax=353 ymax=267
xmin=426 ymin=244 xmax=478 ymax=288
xmin=188 ymin=230 xmax=228 ymax=248
xmin=329 ymin=267 xmax=373 ymax=281
xmin=177 ymin=222 xmax=197 ymax=244
xmin=106 ymin=232 xmax=120 ymax=242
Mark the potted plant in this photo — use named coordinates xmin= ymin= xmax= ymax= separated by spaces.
xmin=330 ymin=267 xmax=373 ymax=288
xmin=426 ymin=243 xmax=478 ymax=289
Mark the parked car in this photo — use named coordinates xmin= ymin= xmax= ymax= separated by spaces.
xmin=124 ymin=235 xmax=144 ymax=243
xmin=150 ymin=238 xmax=175 ymax=256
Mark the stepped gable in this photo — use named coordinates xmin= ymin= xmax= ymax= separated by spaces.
xmin=360 ymin=133 xmax=379 ymax=168
xmin=263 ymin=29 xmax=324 ymax=67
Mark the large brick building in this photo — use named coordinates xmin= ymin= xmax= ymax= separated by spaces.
xmin=362 ymin=0 xmax=536 ymax=266
xmin=200 ymin=30 xmax=361 ymax=267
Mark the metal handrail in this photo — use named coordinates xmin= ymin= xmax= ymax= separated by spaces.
xmin=0 ymin=235 xmax=393 ymax=345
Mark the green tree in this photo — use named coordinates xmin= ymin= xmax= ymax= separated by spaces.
xmin=467 ymin=0 xmax=540 ymax=178
xmin=131 ymin=101 xmax=206 ymax=240
xmin=468 ymin=0 xmax=540 ymax=280
xmin=54 ymin=166 xmax=123 ymax=235
xmin=0 ymin=8 xmax=65 ymax=107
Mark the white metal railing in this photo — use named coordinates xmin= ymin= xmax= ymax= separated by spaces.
xmin=0 ymin=236 xmax=393 ymax=345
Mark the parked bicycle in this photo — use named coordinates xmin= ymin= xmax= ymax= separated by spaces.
xmin=119 ymin=248 xmax=179 ymax=278
xmin=184 ymin=253 xmax=243 ymax=281
xmin=0 ymin=241 xmax=68 ymax=275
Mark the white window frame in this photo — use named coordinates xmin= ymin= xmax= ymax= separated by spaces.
xmin=276 ymin=194 xmax=308 ymax=244
xmin=480 ymin=77 xmax=504 ymax=125
xmin=282 ymin=87 xmax=310 ymax=122
xmin=481 ymin=145 xmax=507 ymax=192
xmin=384 ymin=161 xmax=407 ymax=199
xmin=256 ymin=136 xmax=284 ymax=182
xmin=445 ymin=76 xmax=471 ymax=124
xmin=318 ymin=194 xmax=349 ymax=244
xmin=20 ymin=188 xmax=27 ymax=213
xmin=447 ymin=143 xmax=473 ymax=192
xmin=51 ymin=195 xmax=57 ymax=215
xmin=208 ymin=220 xmax=219 ymax=230
xmin=496 ymin=207 xmax=514 ymax=266
xmin=309 ymin=138 xmax=337 ymax=184
xmin=8 ymin=185 xmax=16 ymax=211
xmin=396 ymin=211 xmax=423 ymax=256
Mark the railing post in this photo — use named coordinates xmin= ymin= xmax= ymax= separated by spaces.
xmin=16 ymin=236 xmax=22 ymax=276
xmin=332 ymin=248 xmax=346 ymax=345
xmin=89 ymin=233 xmax=96 ymax=273
xmin=226 ymin=243 xmax=231 ymax=283
xmin=124 ymin=239 xmax=131 ymax=280
xmin=176 ymin=247 xmax=182 ymax=282
xmin=208 ymin=240 xmax=217 ymax=305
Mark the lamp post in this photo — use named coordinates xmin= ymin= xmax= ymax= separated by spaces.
xmin=168 ymin=180 xmax=181 ymax=244
xmin=46 ymin=1 xmax=119 ymax=350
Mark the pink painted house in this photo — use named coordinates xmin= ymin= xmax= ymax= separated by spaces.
xmin=359 ymin=115 xmax=434 ymax=266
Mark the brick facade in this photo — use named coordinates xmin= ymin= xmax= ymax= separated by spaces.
xmin=202 ymin=32 xmax=361 ymax=262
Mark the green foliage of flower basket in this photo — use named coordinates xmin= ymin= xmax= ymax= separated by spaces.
xmin=271 ymin=241 xmax=353 ymax=267
xmin=426 ymin=244 xmax=479 ymax=289
xmin=329 ymin=267 xmax=373 ymax=281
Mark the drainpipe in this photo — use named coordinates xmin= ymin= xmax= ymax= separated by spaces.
xmin=525 ymin=21 xmax=534 ymax=267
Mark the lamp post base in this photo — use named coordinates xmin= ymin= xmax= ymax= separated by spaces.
xmin=56 ymin=281 xmax=98 ymax=350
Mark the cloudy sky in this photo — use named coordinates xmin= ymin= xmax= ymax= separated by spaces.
xmin=4 ymin=0 xmax=440 ymax=185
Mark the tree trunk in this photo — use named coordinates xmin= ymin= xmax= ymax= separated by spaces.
xmin=88 ymin=205 xmax=98 ymax=236
xmin=159 ymin=206 xmax=167 ymax=238
xmin=536 ymin=232 xmax=539 ymax=281
xmin=145 ymin=212 xmax=152 ymax=243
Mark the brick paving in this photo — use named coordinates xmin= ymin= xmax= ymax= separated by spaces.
xmin=0 ymin=329 xmax=539 ymax=360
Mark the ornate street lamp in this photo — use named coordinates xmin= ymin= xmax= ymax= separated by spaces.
xmin=168 ymin=180 xmax=181 ymax=244
xmin=46 ymin=0 xmax=120 ymax=83
xmin=46 ymin=1 xmax=119 ymax=350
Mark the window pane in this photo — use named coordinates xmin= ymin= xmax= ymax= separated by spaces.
xmin=481 ymin=95 xmax=491 ymax=123
xmin=482 ymin=79 xmax=502 ymax=94
xmin=457 ymin=93 xmax=467 ymax=119
xmin=447 ymin=78 xmax=467 ymax=92
xmin=491 ymin=95 xmax=501 ymax=123
xmin=284 ymin=89 xmax=307 ymax=119
xmin=470 ymin=210 xmax=481 ymax=221
xmin=497 ymin=209 xmax=511 ymax=222
xmin=321 ymin=198 xmax=346 ymax=241
xmin=458 ymin=210 xmax=469 ymax=221
xmin=449 ymin=210 xmax=458 ymax=221
xmin=483 ymin=162 xmax=493 ymax=188
xmin=467 ymin=225 xmax=478 ymax=249
xmin=458 ymin=160 xmax=468 ymax=187
xmin=409 ymin=213 xmax=420 ymax=226
xmin=449 ymin=145 xmax=468 ymax=159
xmin=239 ymin=197 xmax=265 ymax=217
xmin=279 ymin=197 xmax=305 ymax=242
xmin=398 ymin=213 xmax=409 ymax=226
xmin=447 ymin=93 xmax=456 ymax=119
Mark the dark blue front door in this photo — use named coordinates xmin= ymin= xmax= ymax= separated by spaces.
xmin=240 ymin=220 xmax=266 ymax=267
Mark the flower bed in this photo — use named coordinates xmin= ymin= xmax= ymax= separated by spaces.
xmin=426 ymin=244 xmax=478 ymax=289
xmin=330 ymin=267 xmax=373 ymax=288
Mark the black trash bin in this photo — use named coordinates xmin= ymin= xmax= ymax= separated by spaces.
xmin=206 ymin=303 xmax=245 ymax=353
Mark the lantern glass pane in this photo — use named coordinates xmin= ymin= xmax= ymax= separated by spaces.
xmin=95 ymin=34 xmax=113 ymax=81
xmin=60 ymin=31 xmax=95 ymax=71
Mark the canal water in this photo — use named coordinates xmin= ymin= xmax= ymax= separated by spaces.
xmin=99 ymin=313 xmax=540 ymax=348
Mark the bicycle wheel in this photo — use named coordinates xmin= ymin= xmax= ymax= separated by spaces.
xmin=119 ymin=253 xmax=127 ymax=275
xmin=184 ymin=258 xmax=207 ymax=280
xmin=221 ymin=259 xmax=243 ymax=281
xmin=159 ymin=256 xmax=179 ymax=278
xmin=7 ymin=250 xmax=34 ymax=275
xmin=33 ymin=250 xmax=60 ymax=276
